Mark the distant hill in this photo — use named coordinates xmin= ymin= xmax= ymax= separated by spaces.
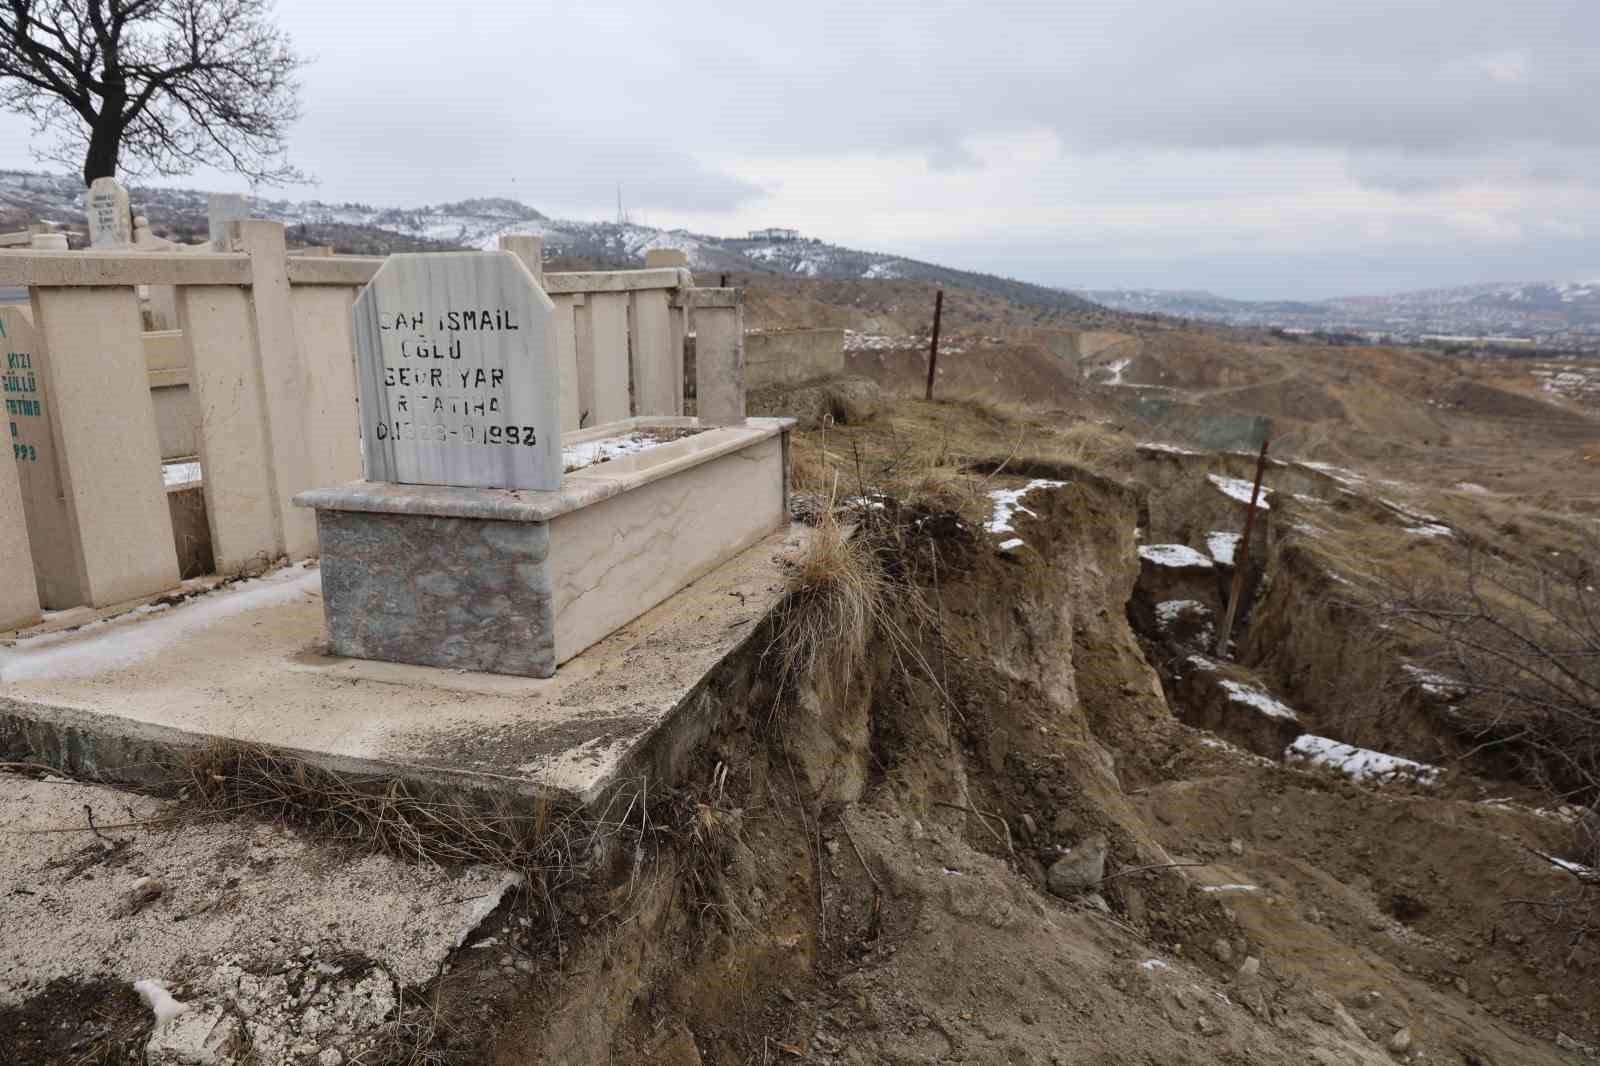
xmin=1080 ymin=282 xmax=1600 ymax=350
xmin=0 ymin=169 xmax=1099 ymax=317
xmin=7 ymin=168 xmax=1595 ymax=347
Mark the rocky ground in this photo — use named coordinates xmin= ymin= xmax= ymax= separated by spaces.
xmin=0 ymin=773 xmax=519 ymax=1064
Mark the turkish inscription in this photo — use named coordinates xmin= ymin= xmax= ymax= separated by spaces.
xmin=353 ymin=252 xmax=561 ymax=491
xmin=1 ymin=313 xmax=42 ymax=465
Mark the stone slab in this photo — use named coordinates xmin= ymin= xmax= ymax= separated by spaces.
xmin=549 ymin=432 xmax=785 ymax=662
xmin=30 ymin=286 xmax=179 ymax=606
xmin=296 ymin=416 xmax=791 ymax=523
xmin=0 ymin=524 xmax=811 ymax=807
xmin=353 ymin=251 xmax=562 ymax=491
xmin=0 ymin=305 xmax=74 ymax=608
xmin=0 ymin=773 xmax=516 ymax=1018
xmin=316 ymin=508 xmax=557 ymax=677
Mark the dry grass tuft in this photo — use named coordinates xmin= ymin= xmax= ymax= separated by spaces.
xmin=176 ymin=742 xmax=660 ymax=927
xmin=181 ymin=742 xmax=561 ymax=868
xmin=771 ymin=500 xmax=885 ymax=701
xmin=1040 ymin=420 xmax=1136 ymax=478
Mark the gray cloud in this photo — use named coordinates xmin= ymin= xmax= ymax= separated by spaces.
xmin=0 ymin=0 xmax=1595 ymax=297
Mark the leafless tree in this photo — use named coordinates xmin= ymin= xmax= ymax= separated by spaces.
xmin=0 ymin=0 xmax=304 ymax=186
xmin=1383 ymin=545 xmax=1600 ymax=846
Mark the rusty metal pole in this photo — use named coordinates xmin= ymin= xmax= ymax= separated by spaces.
xmin=1215 ymin=436 xmax=1272 ymax=657
xmin=924 ymin=289 xmax=944 ymax=402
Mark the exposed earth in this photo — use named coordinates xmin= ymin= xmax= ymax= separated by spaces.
xmin=3 ymin=274 xmax=1599 ymax=1065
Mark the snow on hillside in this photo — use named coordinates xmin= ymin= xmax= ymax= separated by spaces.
xmin=0 ymin=169 xmax=1103 ymax=317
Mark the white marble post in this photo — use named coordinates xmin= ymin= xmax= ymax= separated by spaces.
xmin=692 ymin=288 xmax=746 ymax=426
xmin=498 ymin=235 xmax=544 ymax=290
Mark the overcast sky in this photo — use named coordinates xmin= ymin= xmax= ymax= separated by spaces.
xmin=4 ymin=0 xmax=1598 ymax=299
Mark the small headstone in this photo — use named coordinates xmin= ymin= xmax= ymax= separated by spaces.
xmin=353 ymin=252 xmax=562 ymax=491
xmin=29 ymin=234 xmax=67 ymax=250
xmin=86 ymin=177 xmax=132 ymax=246
xmin=207 ymin=193 xmax=249 ymax=248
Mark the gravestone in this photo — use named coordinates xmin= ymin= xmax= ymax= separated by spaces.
xmin=86 ymin=177 xmax=132 ymax=247
xmin=0 ymin=306 xmax=77 ymax=607
xmin=353 ymin=252 xmax=562 ymax=491
xmin=207 ymin=194 xmax=249 ymax=247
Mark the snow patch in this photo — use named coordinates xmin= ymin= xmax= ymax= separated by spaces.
xmin=1137 ymin=441 xmax=1201 ymax=457
xmin=1298 ymin=461 xmax=1366 ymax=488
xmin=1156 ymin=599 xmax=1208 ymax=625
xmin=1205 ymin=531 xmax=1241 ymax=566
xmin=562 ymin=431 xmax=669 ymax=471
xmin=1286 ymin=735 xmax=1439 ymax=785
xmin=162 ymin=460 xmax=202 ymax=487
xmin=1401 ymin=664 xmax=1464 ymax=698
xmin=1219 ymin=680 xmax=1298 ymax=721
xmin=986 ymin=479 xmax=1068 ymax=550
xmin=1199 ymin=884 xmax=1259 ymax=894
xmin=1207 ymin=474 xmax=1271 ymax=510
xmin=1138 ymin=544 xmax=1214 ymax=569
xmin=134 ymin=979 xmax=188 ymax=1029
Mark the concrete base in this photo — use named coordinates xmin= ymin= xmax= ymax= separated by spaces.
xmin=0 ymin=523 xmax=812 ymax=807
xmin=296 ymin=417 xmax=791 ymax=678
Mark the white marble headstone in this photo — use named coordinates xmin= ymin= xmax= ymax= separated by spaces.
xmin=85 ymin=177 xmax=132 ymax=247
xmin=353 ymin=252 xmax=562 ymax=491
xmin=207 ymin=193 xmax=249 ymax=248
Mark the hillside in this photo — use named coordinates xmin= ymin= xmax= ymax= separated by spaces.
xmin=8 ymin=167 xmax=1598 ymax=347
xmin=0 ymin=169 xmax=1100 ymax=316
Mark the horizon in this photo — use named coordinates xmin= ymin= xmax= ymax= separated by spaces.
xmin=9 ymin=163 xmax=1597 ymax=306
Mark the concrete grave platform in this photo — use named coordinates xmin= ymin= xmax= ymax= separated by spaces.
xmin=298 ymin=416 xmax=792 ymax=678
xmin=0 ymin=522 xmax=813 ymax=807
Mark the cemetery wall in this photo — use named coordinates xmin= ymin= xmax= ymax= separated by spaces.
xmin=744 ymin=327 xmax=845 ymax=388
xmin=0 ymin=228 xmax=741 ymax=616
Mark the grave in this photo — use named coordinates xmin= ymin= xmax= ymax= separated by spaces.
xmin=295 ymin=251 xmax=792 ymax=678
xmin=86 ymin=177 xmax=132 ymax=247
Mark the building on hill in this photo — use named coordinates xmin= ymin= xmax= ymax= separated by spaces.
xmin=749 ymin=227 xmax=800 ymax=242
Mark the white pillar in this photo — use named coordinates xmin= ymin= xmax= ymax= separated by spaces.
xmin=227 ymin=219 xmax=318 ymax=558
xmin=692 ymin=289 xmax=746 ymax=426
xmin=0 ymin=444 xmax=41 ymax=630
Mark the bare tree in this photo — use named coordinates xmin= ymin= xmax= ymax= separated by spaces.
xmin=0 ymin=0 xmax=304 ymax=186
xmin=1382 ymin=545 xmax=1600 ymax=841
